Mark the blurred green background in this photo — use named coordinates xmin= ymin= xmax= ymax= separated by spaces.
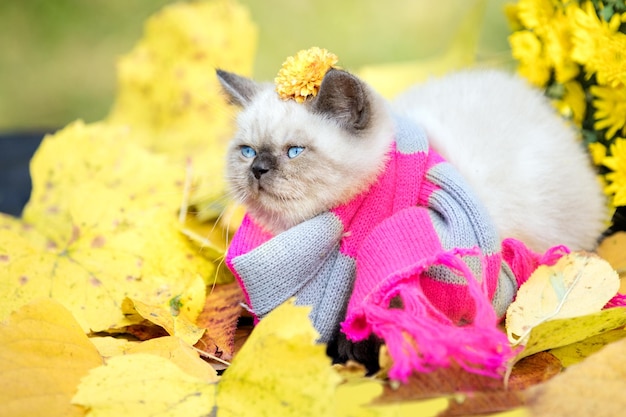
xmin=0 ymin=0 xmax=513 ymax=132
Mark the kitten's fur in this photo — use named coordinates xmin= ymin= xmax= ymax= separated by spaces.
xmin=218 ymin=68 xmax=606 ymax=253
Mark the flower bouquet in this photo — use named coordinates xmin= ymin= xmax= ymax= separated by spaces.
xmin=507 ymin=0 xmax=626 ymax=227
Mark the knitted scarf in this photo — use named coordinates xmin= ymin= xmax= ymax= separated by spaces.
xmin=225 ymin=115 xmax=566 ymax=381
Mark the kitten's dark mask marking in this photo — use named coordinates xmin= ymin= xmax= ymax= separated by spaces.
xmin=250 ymin=151 xmax=276 ymax=180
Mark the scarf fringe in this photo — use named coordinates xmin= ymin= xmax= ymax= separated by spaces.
xmin=343 ymin=248 xmax=511 ymax=383
xmin=605 ymin=293 xmax=626 ymax=308
xmin=501 ymin=238 xmax=570 ymax=287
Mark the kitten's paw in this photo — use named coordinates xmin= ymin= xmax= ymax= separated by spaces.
xmin=326 ymin=330 xmax=382 ymax=375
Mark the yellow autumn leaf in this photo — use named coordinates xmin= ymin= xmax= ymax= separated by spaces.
xmin=370 ymin=398 xmax=451 ymax=417
xmin=87 ymin=335 xmax=217 ymax=382
xmin=0 ymin=121 xmax=212 ymax=332
xmin=333 ymin=380 xmax=384 ymax=417
xmin=506 ymin=252 xmax=620 ymax=344
xmin=125 ymin=336 xmax=218 ymax=382
xmin=357 ymin=0 xmax=485 ymax=98
xmin=88 ymin=336 xmax=140 ymax=359
xmin=72 ymin=353 xmax=216 ymax=417
xmin=107 ymin=0 xmax=258 ymax=219
xmin=123 ymin=297 xmax=206 ymax=346
xmin=513 ymin=307 xmax=626 ymax=361
xmin=0 ymin=299 xmax=103 ymax=417
xmin=332 ymin=378 xmax=450 ymax=417
xmin=549 ymin=327 xmax=626 ymax=367
xmin=597 ymin=231 xmax=626 ymax=292
xmin=217 ymin=300 xmax=342 ymax=417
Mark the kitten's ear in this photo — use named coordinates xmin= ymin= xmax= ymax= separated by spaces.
xmin=216 ymin=69 xmax=260 ymax=106
xmin=311 ymin=69 xmax=371 ymax=132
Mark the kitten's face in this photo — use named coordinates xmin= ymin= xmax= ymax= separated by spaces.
xmin=218 ymin=69 xmax=393 ymax=234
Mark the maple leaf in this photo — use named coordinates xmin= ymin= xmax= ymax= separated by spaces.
xmin=0 ymin=299 xmax=102 ymax=417
xmin=107 ymin=0 xmax=258 ymax=219
xmin=123 ymin=297 xmax=207 ymax=346
xmin=217 ymin=300 xmax=343 ymax=416
xmin=0 ymin=121 xmax=214 ymax=332
xmin=72 ymin=353 xmax=216 ymax=417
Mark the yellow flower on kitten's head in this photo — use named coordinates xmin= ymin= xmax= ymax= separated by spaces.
xmin=275 ymin=47 xmax=339 ymax=103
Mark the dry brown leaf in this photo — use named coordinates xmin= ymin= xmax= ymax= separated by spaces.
xmin=374 ymin=352 xmax=560 ymax=416
xmin=507 ymin=352 xmax=562 ymax=390
xmin=525 ymin=337 xmax=626 ymax=417
xmin=194 ymin=281 xmax=244 ymax=361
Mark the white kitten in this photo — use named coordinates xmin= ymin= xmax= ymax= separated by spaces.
xmin=392 ymin=69 xmax=606 ymax=251
xmin=217 ymin=68 xmax=606 ymax=251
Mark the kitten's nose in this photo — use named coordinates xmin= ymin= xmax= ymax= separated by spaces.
xmin=251 ymin=156 xmax=273 ymax=179
xmin=252 ymin=165 xmax=269 ymax=179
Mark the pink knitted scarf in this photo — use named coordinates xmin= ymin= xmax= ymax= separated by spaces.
xmin=226 ymin=115 xmax=567 ymax=381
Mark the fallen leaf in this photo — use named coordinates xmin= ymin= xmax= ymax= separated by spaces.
xmin=88 ymin=336 xmax=140 ymax=359
xmin=506 ymin=352 xmax=562 ymax=390
xmin=107 ymin=0 xmax=258 ymax=219
xmin=194 ymin=281 xmax=244 ymax=361
xmin=0 ymin=299 xmax=102 ymax=417
xmin=0 ymin=121 xmax=213 ymax=332
xmin=217 ymin=300 xmax=342 ymax=416
xmin=333 ymin=379 xmax=384 ymax=417
xmin=549 ymin=327 xmax=626 ymax=367
xmin=512 ymin=306 xmax=626 ymax=361
xmin=506 ymin=252 xmax=620 ymax=344
xmin=441 ymin=391 xmax=525 ymax=417
xmin=123 ymin=297 xmax=206 ymax=346
xmin=370 ymin=397 xmax=451 ymax=417
xmin=525 ymin=337 xmax=626 ymax=417
xmin=72 ymin=353 xmax=216 ymax=417
xmin=87 ymin=335 xmax=217 ymax=382
xmin=597 ymin=231 xmax=626 ymax=292
xmin=373 ymin=350 xmax=559 ymax=416
xmin=125 ymin=336 xmax=217 ymax=382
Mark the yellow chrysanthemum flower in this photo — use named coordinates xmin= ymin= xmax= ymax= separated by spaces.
xmin=591 ymin=84 xmax=626 ymax=139
xmin=552 ymin=80 xmax=586 ymax=126
xmin=516 ymin=0 xmax=555 ymax=31
xmin=571 ymin=1 xmax=626 ymax=88
xmin=588 ymin=142 xmax=607 ymax=166
xmin=542 ymin=6 xmax=579 ymax=83
xmin=509 ymin=30 xmax=551 ymax=87
xmin=274 ymin=47 xmax=339 ymax=103
xmin=603 ymin=138 xmax=626 ymax=206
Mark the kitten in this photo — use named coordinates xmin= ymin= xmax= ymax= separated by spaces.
xmin=218 ymin=67 xmax=606 ymax=372
xmin=217 ymin=67 xmax=606 ymax=253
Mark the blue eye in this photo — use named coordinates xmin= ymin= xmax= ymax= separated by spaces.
xmin=240 ymin=146 xmax=257 ymax=158
xmin=287 ymin=146 xmax=305 ymax=159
